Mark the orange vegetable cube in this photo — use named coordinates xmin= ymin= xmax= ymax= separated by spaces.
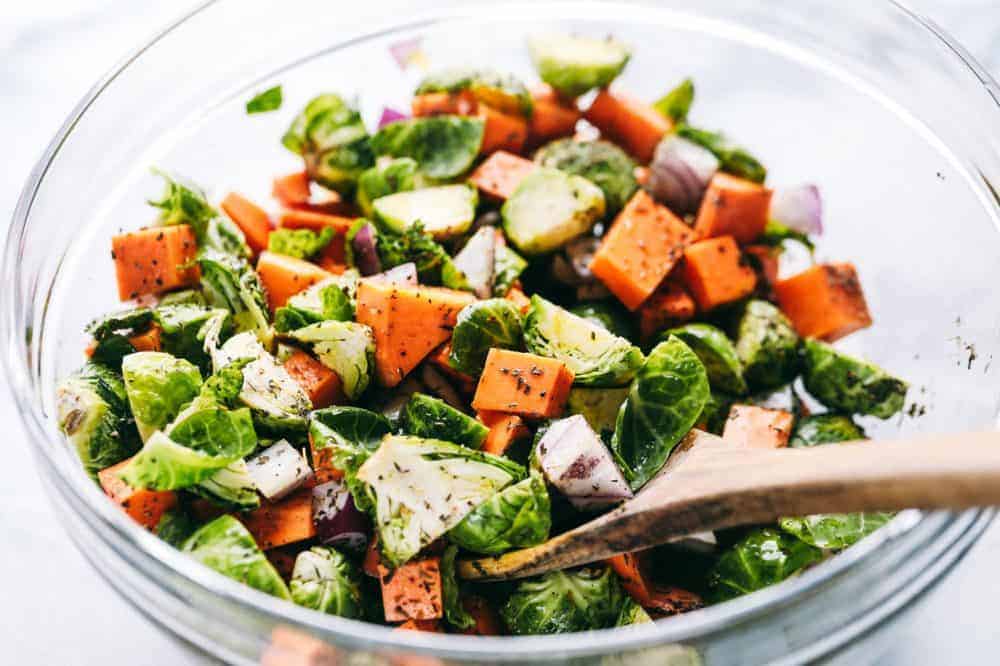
xmin=128 ymin=323 xmax=162 ymax=352
xmin=681 ymin=236 xmax=757 ymax=311
xmin=471 ymin=349 xmax=574 ymax=418
xmin=356 ymin=281 xmax=475 ymax=388
xmin=256 ymin=251 xmax=332 ymax=311
xmin=590 ymin=190 xmax=696 ymax=310
xmin=637 ymin=280 xmax=697 ymax=340
xmin=468 ymin=151 xmax=538 ymax=200
xmin=380 ymin=556 xmax=444 ymax=622
xmin=774 ymin=263 xmax=873 ymax=342
xmin=111 ymin=225 xmax=200 ymax=300
xmin=284 ymin=349 xmax=345 ymax=410
xmin=528 ymin=84 xmax=581 ymax=146
xmin=240 ymin=489 xmax=317 ymax=550
xmin=477 ymin=410 xmax=531 ymax=456
xmin=584 ymin=89 xmax=672 ymax=162
xmin=411 ymin=91 xmax=477 ymax=117
xmin=272 ymin=171 xmax=312 ymax=207
xmin=98 ymin=459 xmax=177 ymax=530
xmin=308 ymin=429 xmax=343 ymax=485
xmin=504 ymin=284 xmax=532 ymax=314
xmin=395 ymin=619 xmax=444 ymax=633
xmin=694 ymin=173 xmax=773 ymax=244
xmin=722 ymin=405 xmax=794 ymax=449
xmin=221 ymin=192 xmax=272 ymax=255
xmin=477 ymin=104 xmax=528 ymax=155
xmin=261 ymin=626 xmax=341 ymax=666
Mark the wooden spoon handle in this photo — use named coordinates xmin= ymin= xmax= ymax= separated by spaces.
xmin=458 ymin=431 xmax=1000 ymax=580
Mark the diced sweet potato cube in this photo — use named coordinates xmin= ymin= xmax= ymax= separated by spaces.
xmin=240 ymin=489 xmax=317 ymax=550
xmin=478 ymin=104 xmax=528 ymax=155
xmin=774 ymin=263 xmax=873 ymax=342
xmin=682 ymin=236 xmax=757 ymax=311
xmin=221 ymin=192 xmax=272 ymax=254
xmin=256 ymin=251 xmax=332 ymax=311
xmin=128 ymin=323 xmax=162 ymax=352
xmin=477 ymin=410 xmax=531 ymax=456
xmin=694 ymin=173 xmax=773 ymax=244
xmin=504 ymin=284 xmax=531 ymax=314
xmin=411 ymin=91 xmax=477 ymax=117
xmin=471 ymin=349 xmax=574 ymax=418
xmin=395 ymin=619 xmax=443 ymax=633
xmin=468 ymin=151 xmax=538 ymax=200
xmin=637 ymin=280 xmax=697 ymax=340
xmin=528 ymin=84 xmax=581 ymax=146
xmin=261 ymin=626 xmax=341 ymax=666
xmin=643 ymin=586 xmax=704 ymax=615
xmin=284 ymin=349 xmax=345 ymax=409
xmin=98 ymin=459 xmax=177 ymax=530
xmin=272 ymin=171 xmax=312 ymax=207
xmin=356 ymin=281 xmax=475 ymax=388
xmin=380 ymin=556 xmax=444 ymax=622
xmin=584 ymin=89 xmax=672 ymax=162
xmin=111 ymin=225 xmax=200 ymax=300
xmin=722 ymin=405 xmax=794 ymax=449
xmin=591 ymin=190 xmax=696 ymax=310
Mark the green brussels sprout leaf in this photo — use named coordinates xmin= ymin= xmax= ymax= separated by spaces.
xmin=183 ymin=515 xmax=291 ymax=599
xmin=449 ymin=299 xmax=525 ymax=375
xmin=652 ymin=77 xmax=695 ymax=123
xmin=667 ymin=323 xmax=747 ymax=395
xmin=371 ymin=116 xmax=485 ymax=180
xmin=283 ymin=321 xmax=375 ymax=400
xmin=121 ymin=352 xmax=203 ymax=442
xmin=448 ymin=471 xmax=551 ymax=555
xmin=402 ymin=393 xmax=489 ymax=449
xmin=801 ymin=339 xmax=908 ymax=418
xmin=500 ymin=566 xmax=625 ymax=635
xmin=734 ymin=300 xmax=800 ymax=392
xmin=528 ymin=33 xmax=631 ymax=97
xmin=267 ymin=227 xmax=334 ymax=260
xmin=534 ymin=139 xmax=638 ymax=215
xmin=290 ymin=546 xmax=365 ymax=618
xmin=706 ymin=527 xmax=822 ymax=603
xmin=246 ymin=85 xmax=282 ymax=114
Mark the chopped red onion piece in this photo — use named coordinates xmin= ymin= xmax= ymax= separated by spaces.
xmin=367 ymin=262 xmax=418 ymax=286
xmin=535 ymin=415 xmax=633 ymax=511
xmin=350 ymin=222 xmax=382 ymax=276
xmin=311 ymin=479 xmax=369 ymax=553
xmin=770 ymin=184 xmax=823 ymax=235
xmin=646 ymin=135 xmax=719 ymax=215
xmin=378 ymin=107 xmax=409 ymax=129
xmin=246 ymin=440 xmax=313 ymax=501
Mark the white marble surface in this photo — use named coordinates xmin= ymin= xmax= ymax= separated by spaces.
xmin=1 ymin=1 xmax=998 ymax=664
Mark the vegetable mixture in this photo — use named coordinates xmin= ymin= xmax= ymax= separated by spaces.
xmin=57 ymin=33 xmax=909 ymax=636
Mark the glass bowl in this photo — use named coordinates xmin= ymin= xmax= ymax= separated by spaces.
xmin=5 ymin=0 xmax=1000 ymax=663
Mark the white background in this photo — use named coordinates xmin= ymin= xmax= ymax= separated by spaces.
xmin=1 ymin=1 xmax=999 ymax=664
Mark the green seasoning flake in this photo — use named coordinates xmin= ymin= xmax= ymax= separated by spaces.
xmin=246 ymin=86 xmax=283 ymax=114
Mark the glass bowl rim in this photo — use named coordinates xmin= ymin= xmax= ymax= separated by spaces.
xmin=4 ymin=0 xmax=1000 ymax=658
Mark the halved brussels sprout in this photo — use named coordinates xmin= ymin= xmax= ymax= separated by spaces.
xmin=356 ymin=157 xmax=420 ymax=218
xmin=283 ymin=321 xmax=375 ymax=400
xmin=565 ymin=386 xmax=629 ymax=441
xmin=192 ymin=459 xmax=260 ymax=510
xmin=534 ymin=139 xmax=638 ymax=215
xmin=706 ymin=527 xmax=822 ymax=604
xmin=449 ymin=471 xmax=551 ymax=555
xmin=371 ymin=116 xmax=485 ymax=180
xmin=502 ymin=168 xmax=605 ymax=256
xmin=290 ymin=546 xmax=364 ymax=618
xmin=373 ymin=184 xmax=478 ymax=239
xmin=666 ymin=323 xmax=747 ymax=395
xmin=449 ymin=298 xmax=525 ymax=375
xmin=282 ymin=93 xmax=374 ymax=195
xmin=121 ymin=352 xmax=203 ymax=442
xmin=55 ymin=363 xmax=141 ymax=478
xmin=354 ymin=435 xmax=524 ymax=567
xmin=309 ymin=406 xmax=392 ymax=478
xmin=801 ymin=339 xmax=908 ymax=418
xmin=528 ymin=33 xmax=631 ymax=97
xmin=273 ymin=272 xmax=358 ymax=334
xmin=148 ymin=170 xmax=251 ymax=258
xmin=416 ymin=67 xmax=534 ymax=117
xmin=154 ymin=305 xmax=231 ymax=373
xmin=524 ymin=295 xmax=642 ymax=387
xmin=790 ymin=413 xmax=866 ymax=448
xmin=611 ymin=336 xmax=709 ymax=490
xmin=500 ymin=566 xmax=625 ymax=635
xmin=568 ymin=300 xmax=634 ymax=341
xmin=734 ymin=300 xmax=800 ymax=392
xmin=183 ymin=515 xmax=291 ymax=599
xmin=197 ymin=250 xmax=271 ymax=345
xmin=402 ymin=393 xmax=489 ymax=449
xmin=779 ymin=513 xmax=893 ymax=551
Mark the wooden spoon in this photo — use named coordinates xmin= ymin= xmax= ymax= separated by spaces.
xmin=458 ymin=429 xmax=1000 ymax=580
